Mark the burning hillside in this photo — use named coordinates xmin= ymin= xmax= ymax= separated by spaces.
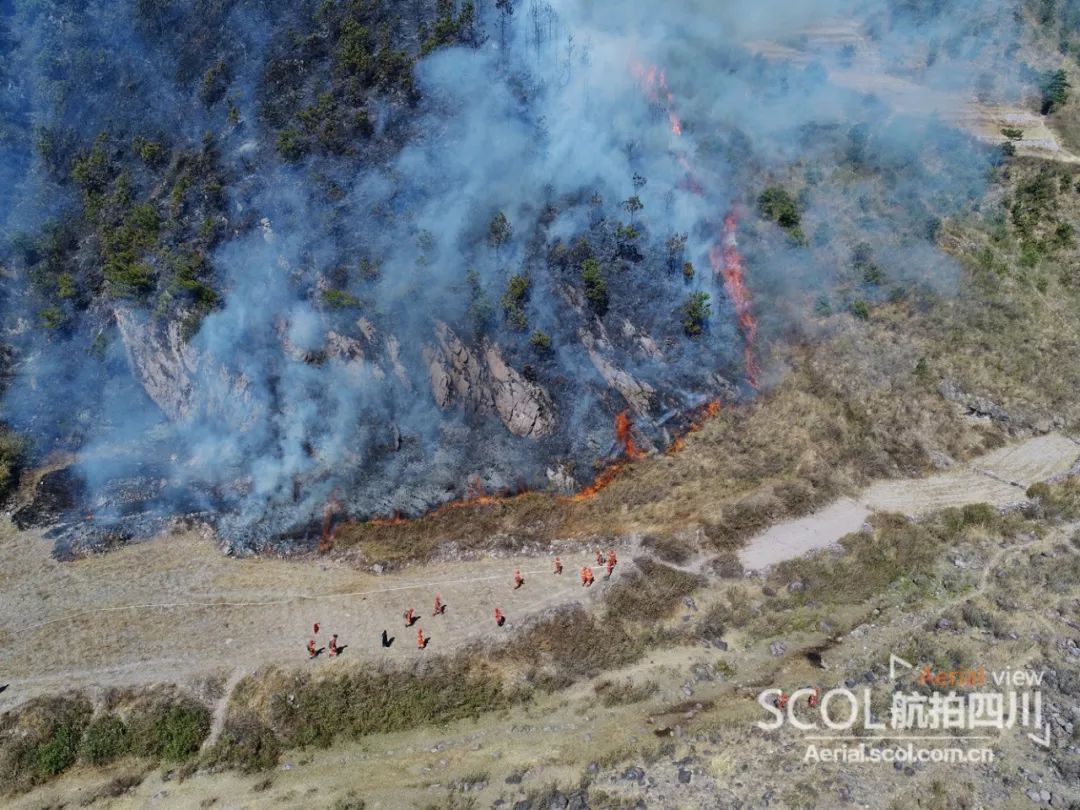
xmin=0 ymin=0 xmax=1016 ymax=553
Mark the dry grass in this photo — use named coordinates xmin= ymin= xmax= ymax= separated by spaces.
xmin=325 ymin=156 xmax=1080 ymax=572
xmin=228 ymin=655 xmax=510 ymax=752
xmin=603 ymin=559 xmax=703 ymax=624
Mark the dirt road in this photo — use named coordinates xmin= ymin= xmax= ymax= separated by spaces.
xmin=0 ymin=529 xmax=624 ymax=713
xmin=739 ymin=432 xmax=1080 ymax=569
xmin=1 ymin=433 xmax=1076 ymax=714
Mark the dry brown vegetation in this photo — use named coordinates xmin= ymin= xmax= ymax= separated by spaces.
xmin=328 ymin=154 xmax=1080 ymax=571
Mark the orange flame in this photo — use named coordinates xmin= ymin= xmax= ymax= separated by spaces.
xmin=564 ymin=460 xmax=628 ymax=503
xmin=563 ymin=410 xmax=646 ymax=502
xmin=631 ymin=62 xmax=683 ymax=136
xmin=615 ymin=410 xmax=644 ymax=460
xmin=319 ymin=493 xmax=341 ymax=552
xmin=667 ymin=399 xmax=721 ymax=455
xmin=710 ymin=211 xmax=760 ymax=388
xmin=369 ymin=510 xmax=406 ymax=527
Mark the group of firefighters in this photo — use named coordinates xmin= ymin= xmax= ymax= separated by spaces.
xmin=305 ymin=548 xmax=618 ymax=658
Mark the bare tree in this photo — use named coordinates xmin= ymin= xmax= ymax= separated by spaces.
xmin=495 ymin=0 xmax=514 ymax=51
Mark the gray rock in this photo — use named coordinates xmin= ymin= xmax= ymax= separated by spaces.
xmin=769 ymin=641 xmax=787 ymax=656
xmin=1026 ymin=788 xmax=1042 ymax=802
xmin=115 ymin=306 xmax=253 ymax=424
xmin=513 ymin=802 xmax=534 ymax=810
xmin=424 ymin=322 xmax=556 ymax=438
xmin=567 ymin=791 xmax=589 ymax=810
xmin=678 ymin=768 xmax=692 ymax=784
xmin=622 ymin=766 xmax=646 ymax=783
xmin=787 ymin=580 xmax=805 ymax=593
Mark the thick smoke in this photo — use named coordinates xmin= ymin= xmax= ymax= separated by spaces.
xmin=0 ymin=0 xmax=1023 ymax=551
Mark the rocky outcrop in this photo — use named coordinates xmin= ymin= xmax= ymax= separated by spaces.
xmin=114 ymin=308 xmax=199 ymax=421
xmin=324 ymin=330 xmax=365 ymax=367
xmin=424 ymin=322 xmax=555 ymax=438
xmin=114 ymin=307 xmax=253 ymax=425
xmin=579 ymin=330 xmax=654 ymax=414
xmin=938 ymin=380 xmax=1010 ymax=425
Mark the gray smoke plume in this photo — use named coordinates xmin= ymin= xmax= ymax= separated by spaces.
xmin=0 ymin=0 xmax=1022 ymax=551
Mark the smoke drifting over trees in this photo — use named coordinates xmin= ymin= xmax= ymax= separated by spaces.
xmin=0 ymin=0 xmax=1031 ymax=549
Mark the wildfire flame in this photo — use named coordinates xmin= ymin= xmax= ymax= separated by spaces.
xmin=319 ymin=493 xmax=341 ymax=552
xmin=668 ymin=400 xmax=721 ymax=455
xmin=361 ymin=401 xmax=725 ymax=524
xmin=710 ymin=211 xmax=760 ymax=388
xmin=369 ymin=510 xmax=406 ymax=526
xmin=565 ymin=461 xmax=627 ymax=503
xmin=632 ymin=59 xmax=759 ymax=388
xmin=356 ymin=64 xmax=754 ymax=530
xmin=631 ymin=62 xmax=683 ymax=136
xmin=614 ymin=409 xmax=644 ymax=460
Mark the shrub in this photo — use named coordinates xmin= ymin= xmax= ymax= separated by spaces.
xmin=850 ymin=299 xmax=870 ymax=320
xmin=0 ymin=428 xmax=26 ymax=499
xmin=509 ymin=607 xmax=642 ymax=688
xmin=594 ymin=679 xmax=658 ymax=707
xmin=581 ymin=258 xmax=608 ymax=314
xmin=129 ymin=699 xmax=210 ymax=762
xmin=487 ymin=211 xmax=512 ymax=249
xmin=529 ymin=330 xmax=553 ymax=352
xmin=501 ymin=273 xmax=530 ymax=330
xmin=321 ymin=289 xmax=360 ymax=309
xmin=132 ymin=136 xmax=166 ymax=167
xmin=39 ymin=306 xmax=64 ymax=329
xmin=266 ymin=664 xmax=507 ymax=750
xmin=203 ymin=714 xmax=280 ymax=773
xmin=79 ymin=715 xmax=130 ymax=766
xmin=640 ymin=534 xmax=694 ymax=565
xmin=604 ymin=559 xmax=703 ymax=623
xmin=681 ymin=291 xmax=710 ymax=336
xmin=0 ymin=696 xmax=92 ymax=793
xmin=276 ymin=128 xmax=305 ymax=162
xmin=1041 ymin=69 xmax=1070 ymax=115
xmin=758 ymin=186 xmax=801 ymax=229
